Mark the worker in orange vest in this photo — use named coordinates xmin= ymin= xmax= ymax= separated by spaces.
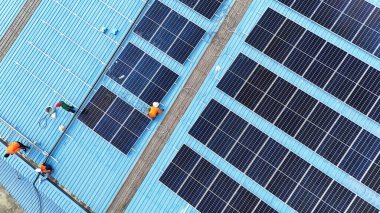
xmin=4 ymin=142 xmax=29 ymax=158
xmin=148 ymin=102 xmax=164 ymax=119
xmin=35 ymin=163 xmax=54 ymax=176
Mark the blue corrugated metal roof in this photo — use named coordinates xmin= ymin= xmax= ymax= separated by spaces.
xmin=0 ymin=144 xmax=83 ymax=213
xmin=0 ymin=0 xmax=233 ymax=211
xmin=0 ymin=0 xmax=25 ymax=38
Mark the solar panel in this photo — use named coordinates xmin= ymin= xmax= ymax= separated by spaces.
xmin=277 ymin=0 xmax=380 ymax=58
xmin=216 ymin=53 xmax=380 ymax=194
xmin=133 ymin=1 xmax=206 ymax=64
xmin=245 ymin=8 xmax=380 ymax=124
xmin=107 ymin=43 xmax=179 ymax=104
xmin=188 ymin=99 xmax=379 ymax=212
xmin=78 ymin=85 xmax=151 ymax=155
xmin=159 ymin=145 xmax=276 ymax=212
xmin=179 ymin=0 xmax=224 ymax=19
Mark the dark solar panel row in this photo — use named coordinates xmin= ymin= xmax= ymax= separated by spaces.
xmin=159 ymin=145 xmax=276 ymax=213
xmin=134 ymin=1 xmax=206 ymax=64
xmin=78 ymin=86 xmax=151 ymax=154
xmin=362 ymin=154 xmax=380 ymax=194
xmin=216 ymin=53 xmax=380 ymax=191
xmin=277 ymin=0 xmax=380 ymax=58
xmin=245 ymin=8 xmax=380 ymax=124
xmin=179 ymin=0 xmax=224 ymax=19
xmin=188 ymin=99 xmax=379 ymax=212
xmin=106 ymin=43 xmax=178 ymax=104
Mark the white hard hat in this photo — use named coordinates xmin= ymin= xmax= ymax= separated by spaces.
xmin=153 ymin=102 xmax=160 ymax=107
xmin=35 ymin=168 xmax=42 ymax=173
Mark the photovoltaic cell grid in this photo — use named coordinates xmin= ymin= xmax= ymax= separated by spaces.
xmin=276 ymin=0 xmax=380 ymax=58
xmin=106 ymin=43 xmax=179 ymax=104
xmin=216 ymin=53 xmax=380 ymax=194
xmin=78 ymin=86 xmax=151 ymax=155
xmin=245 ymin=8 xmax=380 ymax=124
xmin=179 ymin=0 xmax=224 ymax=19
xmin=134 ymin=1 xmax=206 ymax=64
xmin=160 ymin=145 xmax=277 ymax=213
xmin=188 ymin=99 xmax=379 ymax=212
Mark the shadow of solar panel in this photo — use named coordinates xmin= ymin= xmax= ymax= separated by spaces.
xmin=78 ymin=85 xmax=151 ymax=155
xmin=179 ymin=0 xmax=224 ymax=19
xmin=107 ymin=43 xmax=178 ymax=104
xmin=133 ymin=1 xmax=206 ymax=64
xmin=276 ymin=0 xmax=380 ymax=58
xmin=159 ymin=145 xmax=275 ymax=212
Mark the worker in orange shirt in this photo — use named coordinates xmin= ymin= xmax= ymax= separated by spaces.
xmin=4 ymin=142 xmax=29 ymax=158
xmin=147 ymin=102 xmax=164 ymax=119
xmin=35 ymin=163 xmax=54 ymax=176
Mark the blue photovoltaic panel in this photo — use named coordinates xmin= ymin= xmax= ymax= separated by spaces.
xmin=134 ymin=1 xmax=206 ymax=64
xmin=216 ymin=53 xmax=380 ymax=195
xmin=179 ymin=0 xmax=224 ymax=19
xmin=159 ymin=145 xmax=276 ymax=213
xmin=277 ymin=0 xmax=380 ymax=58
xmin=107 ymin=43 xmax=178 ymax=104
xmin=188 ymin=99 xmax=379 ymax=212
xmin=245 ymin=8 xmax=380 ymax=124
xmin=78 ymin=85 xmax=151 ymax=155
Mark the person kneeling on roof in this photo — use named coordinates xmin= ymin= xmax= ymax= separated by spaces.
xmin=56 ymin=101 xmax=76 ymax=113
xmin=148 ymin=102 xmax=164 ymax=119
xmin=4 ymin=141 xmax=29 ymax=158
xmin=35 ymin=163 xmax=54 ymax=176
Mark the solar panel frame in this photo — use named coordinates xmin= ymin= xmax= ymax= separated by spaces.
xmin=276 ymin=0 xmax=380 ymax=58
xmin=159 ymin=145 xmax=276 ymax=213
xmin=179 ymin=0 xmax=224 ymax=19
xmin=188 ymin=99 xmax=379 ymax=212
xmin=133 ymin=1 xmax=206 ymax=64
xmin=78 ymin=85 xmax=151 ymax=155
xmin=107 ymin=43 xmax=179 ymax=104
xmin=245 ymin=8 xmax=380 ymax=124
xmin=216 ymin=52 xmax=380 ymax=195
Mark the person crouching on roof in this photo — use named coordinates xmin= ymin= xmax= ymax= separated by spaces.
xmin=4 ymin=142 xmax=29 ymax=158
xmin=148 ymin=102 xmax=164 ymax=119
xmin=56 ymin=101 xmax=76 ymax=113
xmin=35 ymin=163 xmax=54 ymax=176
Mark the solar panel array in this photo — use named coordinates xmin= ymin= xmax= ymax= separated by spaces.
xmin=134 ymin=1 xmax=206 ymax=64
xmin=216 ymin=52 xmax=380 ymax=193
xmin=245 ymin=8 xmax=380 ymax=124
xmin=179 ymin=0 xmax=224 ymax=19
xmin=160 ymin=145 xmax=277 ymax=213
xmin=276 ymin=0 xmax=380 ymax=58
xmin=188 ymin=99 xmax=379 ymax=212
xmin=106 ymin=43 xmax=179 ymax=104
xmin=78 ymin=86 xmax=151 ymax=155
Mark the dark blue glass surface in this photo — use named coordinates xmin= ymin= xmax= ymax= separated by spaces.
xmin=107 ymin=97 xmax=133 ymax=123
xmin=94 ymin=115 xmax=121 ymax=141
xmin=124 ymin=110 xmax=150 ymax=136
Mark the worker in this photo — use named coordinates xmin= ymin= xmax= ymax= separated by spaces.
xmin=148 ymin=102 xmax=164 ymax=119
xmin=4 ymin=142 xmax=29 ymax=158
xmin=56 ymin=101 xmax=76 ymax=113
xmin=35 ymin=163 xmax=54 ymax=176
